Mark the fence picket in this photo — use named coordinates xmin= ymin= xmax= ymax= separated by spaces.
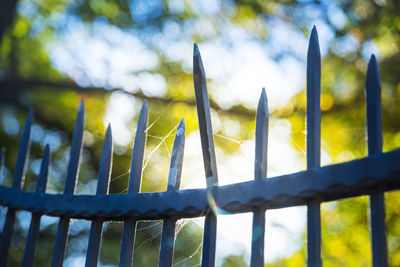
xmin=250 ymin=88 xmax=269 ymax=267
xmin=0 ymin=110 xmax=33 ymax=266
xmin=85 ymin=126 xmax=113 ymax=267
xmin=119 ymin=101 xmax=148 ymax=267
xmin=52 ymin=101 xmax=84 ymax=267
xmin=22 ymin=144 xmax=50 ymax=267
xmin=365 ymin=54 xmax=388 ymax=267
xmin=12 ymin=109 xmax=33 ymax=189
xmin=0 ymin=148 xmax=4 ymax=175
xmin=306 ymin=26 xmax=322 ymax=267
xmin=159 ymin=119 xmax=185 ymax=267
xmin=193 ymin=43 xmax=218 ymax=267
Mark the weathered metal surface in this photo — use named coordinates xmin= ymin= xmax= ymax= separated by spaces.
xmin=0 ymin=110 xmax=32 ymax=266
xmin=52 ymin=101 xmax=84 ymax=267
xmin=251 ymin=89 xmax=269 ymax=267
xmin=1 ymin=148 xmax=400 ymax=220
xmin=22 ymin=144 xmax=50 ymax=267
xmin=119 ymin=101 xmax=148 ymax=267
xmin=193 ymin=43 xmax=218 ymax=267
xmin=306 ymin=26 xmax=322 ymax=267
xmin=366 ymin=54 xmax=388 ymax=267
xmin=159 ymin=119 xmax=185 ymax=267
xmin=85 ymin=126 xmax=113 ymax=267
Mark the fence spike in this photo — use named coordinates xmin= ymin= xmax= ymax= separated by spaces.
xmin=306 ymin=26 xmax=322 ymax=267
xmin=22 ymin=144 xmax=50 ymax=267
xmin=96 ymin=125 xmax=113 ymax=195
xmin=119 ymin=101 xmax=148 ymax=267
xmin=0 ymin=148 xmax=4 ymax=178
xmin=167 ymin=119 xmax=185 ymax=191
xmin=0 ymin=110 xmax=33 ymax=266
xmin=36 ymin=144 xmax=50 ymax=193
xmin=13 ymin=109 xmax=33 ymax=189
xmin=193 ymin=43 xmax=218 ymax=267
xmin=366 ymin=54 xmax=383 ymax=155
xmin=366 ymin=54 xmax=388 ymax=267
xmin=306 ymin=26 xmax=321 ymax=170
xmin=159 ymin=119 xmax=185 ymax=267
xmin=64 ymin=100 xmax=85 ymax=195
xmin=254 ymin=88 xmax=269 ymax=180
xmin=52 ymin=101 xmax=85 ymax=267
xmin=251 ymin=89 xmax=269 ymax=267
xmin=128 ymin=100 xmax=148 ymax=194
xmin=193 ymin=43 xmax=218 ymax=187
xmin=86 ymin=126 xmax=113 ymax=267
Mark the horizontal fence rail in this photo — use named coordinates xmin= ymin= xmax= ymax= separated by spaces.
xmin=0 ymin=149 xmax=400 ymax=220
xmin=0 ymin=26 xmax=398 ymax=266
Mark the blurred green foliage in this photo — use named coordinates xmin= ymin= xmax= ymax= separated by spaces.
xmin=0 ymin=0 xmax=399 ymax=266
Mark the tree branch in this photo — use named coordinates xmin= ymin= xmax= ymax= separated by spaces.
xmin=0 ymin=79 xmax=257 ymax=119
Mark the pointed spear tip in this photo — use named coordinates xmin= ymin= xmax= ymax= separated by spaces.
xmin=76 ymin=101 xmax=85 ymax=126
xmin=23 ymin=109 xmax=34 ymax=131
xmin=139 ymin=101 xmax=149 ymax=127
xmin=105 ymin=124 xmax=112 ymax=140
xmin=368 ymin=54 xmax=378 ymax=71
xmin=193 ymin=43 xmax=205 ymax=79
xmin=193 ymin=43 xmax=203 ymax=64
xmin=258 ymin=88 xmax=269 ymax=117
xmin=194 ymin=43 xmax=199 ymax=56
xmin=310 ymin=26 xmax=318 ymax=40
xmin=106 ymin=123 xmax=112 ymax=131
xmin=76 ymin=100 xmax=85 ymax=123
xmin=312 ymin=25 xmax=317 ymax=32
xmin=78 ymin=99 xmax=85 ymax=112
xmin=367 ymin=53 xmax=379 ymax=71
xmin=177 ymin=119 xmax=186 ymax=136
xmin=261 ymin=87 xmax=267 ymax=98
xmin=141 ymin=100 xmax=149 ymax=114
xmin=310 ymin=26 xmax=319 ymax=43
xmin=28 ymin=108 xmax=34 ymax=117
xmin=366 ymin=53 xmax=380 ymax=91
xmin=26 ymin=108 xmax=34 ymax=124
xmin=307 ymin=25 xmax=321 ymax=63
xmin=136 ymin=100 xmax=149 ymax=137
xmin=42 ymin=144 xmax=50 ymax=163
xmin=101 ymin=125 xmax=113 ymax=158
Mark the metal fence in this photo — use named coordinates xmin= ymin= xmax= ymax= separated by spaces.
xmin=0 ymin=26 xmax=399 ymax=267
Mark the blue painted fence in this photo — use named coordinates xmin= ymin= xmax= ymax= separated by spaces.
xmin=0 ymin=26 xmax=398 ymax=266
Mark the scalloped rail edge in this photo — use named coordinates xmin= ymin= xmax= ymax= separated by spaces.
xmin=1 ymin=148 xmax=400 ymax=220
